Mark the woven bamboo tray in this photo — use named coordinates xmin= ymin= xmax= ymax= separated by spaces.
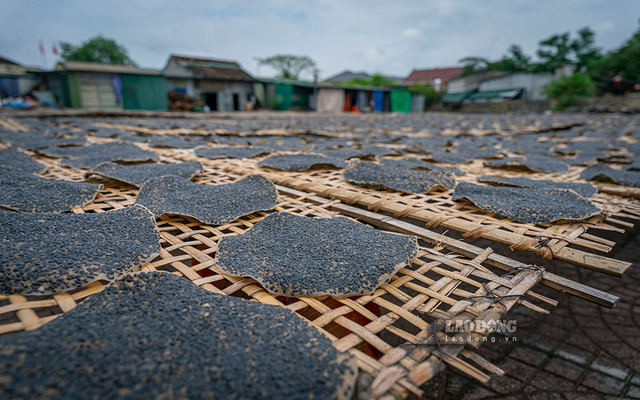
xmin=182 ymin=155 xmax=638 ymax=279
xmin=9 ymin=132 xmax=617 ymax=308
xmin=0 ymin=115 xmax=632 ymax=398
xmin=92 ymin=114 xmax=585 ymax=137
xmin=0 ymin=153 xmax=558 ymax=399
xmin=0 ymin=117 xmax=31 ymax=132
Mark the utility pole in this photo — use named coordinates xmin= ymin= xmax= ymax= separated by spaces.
xmin=253 ymin=57 xmax=261 ymax=77
xmin=312 ymin=68 xmax=319 ymax=111
xmin=39 ymin=41 xmax=47 ymax=69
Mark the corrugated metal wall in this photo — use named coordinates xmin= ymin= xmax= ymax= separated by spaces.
xmin=373 ymin=91 xmax=385 ymax=112
xmin=267 ymin=83 xmax=313 ymax=110
xmin=411 ymin=95 xmax=425 ymax=113
xmin=121 ymin=74 xmax=168 ymax=110
xmin=356 ymin=91 xmax=367 ymax=111
xmin=390 ymin=90 xmax=412 ymax=113
xmin=317 ymin=88 xmax=345 ymax=112
xmin=75 ymin=72 xmax=121 ymax=110
xmin=66 ymin=73 xmax=82 ymax=108
xmin=274 ymin=83 xmax=292 ymax=110
xmin=290 ymin=85 xmax=312 ymax=109
xmin=0 ymin=78 xmax=19 ymax=97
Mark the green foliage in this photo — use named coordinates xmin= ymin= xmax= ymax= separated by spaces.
xmin=592 ymin=23 xmax=640 ymax=82
xmin=543 ymin=73 xmax=596 ymax=109
xmin=460 ymin=46 xmax=535 ymax=75
xmin=536 ymin=32 xmax=573 ymax=69
xmin=409 ymin=84 xmax=440 ymax=108
xmin=572 ymin=27 xmax=602 ymax=72
xmin=459 ymin=57 xmax=490 ymax=76
xmin=536 ymin=28 xmax=602 ymax=72
xmin=258 ymin=54 xmax=316 ymax=80
xmin=344 ymin=74 xmax=397 ymax=87
xmin=459 ymin=27 xmax=601 ymax=75
xmin=498 ymin=45 xmax=533 ymax=71
xmin=268 ymin=96 xmax=282 ymax=110
xmin=60 ymin=35 xmax=137 ymax=66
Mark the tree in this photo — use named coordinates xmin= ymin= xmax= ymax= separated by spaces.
xmin=60 ymin=35 xmax=137 ymax=66
xmin=572 ymin=27 xmax=602 ymax=72
xmin=500 ymin=45 xmax=532 ymax=72
xmin=536 ymin=32 xmax=573 ymax=71
xmin=543 ymin=73 xmax=595 ymax=109
xmin=592 ymin=22 xmax=640 ymax=82
xmin=258 ymin=54 xmax=316 ymax=80
xmin=535 ymin=28 xmax=601 ymax=72
xmin=458 ymin=56 xmax=490 ymax=75
xmin=457 ymin=27 xmax=602 ymax=76
xmin=459 ymin=46 xmax=532 ymax=75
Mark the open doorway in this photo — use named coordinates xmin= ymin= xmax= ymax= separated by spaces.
xmin=204 ymin=92 xmax=218 ymax=111
xmin=232 ymin=93 xmax=240 ymax=111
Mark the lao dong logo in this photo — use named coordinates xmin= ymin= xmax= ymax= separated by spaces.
xmin=445 ymin=319 xmax=517 ymax=335
xmin=443 ymin=319 xmax=518 ymax=343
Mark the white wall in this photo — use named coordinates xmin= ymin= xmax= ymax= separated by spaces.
xmin=162 ymin=59 xmax=194 ymax=78
xmin=447 ymin=79 xmax=468 ymax=93
xmin=446 ymin=71 xmax=509 ymax=94
xmin=225 ymin=81 xmax=254 ymax=111
xmin=478 ymin=73 xmax=554 ymax=101
xmin=163 ymin=58 xmax=254 ymax=111
xmin=317 ymin=88 xmax=345 ymax=112
xmin=17 ymin=76 xmax=40 ymax=95
xmin=166 ymin=78 xmax=195 ymax=97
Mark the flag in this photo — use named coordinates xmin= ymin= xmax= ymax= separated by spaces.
xmin=52 ymin=44 xmax=58 ymax=56
xmin=39 ymin=41 xmax=45 ymax=55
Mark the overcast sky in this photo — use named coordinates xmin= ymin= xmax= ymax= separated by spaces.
xmin=1 ymin=0 xmax=639 ymax=80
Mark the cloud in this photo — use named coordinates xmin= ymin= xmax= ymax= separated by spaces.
xmin=595 ymin=21 xmax=615 ymax=32
xmin=364 ymin=47 xmax=381 ymax=61
xmin=0 ymin=0 xmax=639 ymax=79
xmin=402 ymin=28 xmax=420 ymax=38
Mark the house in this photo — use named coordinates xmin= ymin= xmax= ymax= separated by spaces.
xmin=315 ymin=88 xmax=345 ymax=112
xmin=445 ymin=71 xmax=507 ymax=94
xmin=323 ymin=71 xmax=371 ymax=84
xmin=341 ymin=85 xmax=386 ymax=112
xmin=341 ymin=86 xmax=412 ymax=113
xmin=258 ymin=78 xmax=381 ymax=112
xmin=443 ymin=71 xmax=556 ymax=104
xmin=162 ymin=55 xmax=255 ymax=111
xmin=390 ymin=89 xmax=412 ymax=113
xmin=324 ymin=70 xmax=405 ymax=86
xmin=474 ymin=72 xmax=555 ymax=101
xmin=39 ymin=61 xmax=167 ymax=110
xmin=403 ymin=67 xmax=464 ymax=90
xmin=442 ymin=71 xmax=508 ymax=103
xmin=256 ymin=78 xmax=413 ymax=113
xmin=258 ymin=78 xmax=316 ymax=111
xmin=0 ymin=55 xmax=40 ymax=98
xmin=382 ymin=75 xmax=406 ymax=84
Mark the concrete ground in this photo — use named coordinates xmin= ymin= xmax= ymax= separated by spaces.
xmin=418 ymin=232 xmax=640 ymax=399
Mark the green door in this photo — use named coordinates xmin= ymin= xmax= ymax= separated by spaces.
xmin=274 ymin=83 xmax=293 ymax=110
xmin=121 ymin=74 xmax=168 ymax=110
xmin=390 ymin=90 xmax=412 ymax=113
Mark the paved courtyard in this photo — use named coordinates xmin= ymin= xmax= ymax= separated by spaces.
xmin=420 ymin=231 xmax=640 ymax=399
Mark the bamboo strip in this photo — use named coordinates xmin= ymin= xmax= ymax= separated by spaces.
xmin=269 ymin=184 xmax=619 ymax=308
xmin=224 ymin=164 xmax=631 ymax=277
